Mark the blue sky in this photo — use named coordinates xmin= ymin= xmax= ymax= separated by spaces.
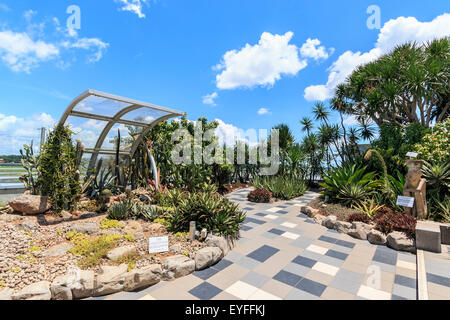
xmin=0 ymin=0 xmax=449 ymax=154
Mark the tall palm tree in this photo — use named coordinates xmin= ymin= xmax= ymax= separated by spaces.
xmin=300 ymin=117 xmax=314 ymax=136
xmin=312 ymin=102 xmax=331 ymax=125
xmin=358 ymin=118 xmax=376 ymax=141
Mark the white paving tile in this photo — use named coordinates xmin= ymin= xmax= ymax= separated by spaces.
xmin=396 ymin=260 xmax=416 ymax=271
xmin=282 ymin=232 xmax=300 ymax=240
xmin=248 ymin=289 xmax=282 ymax=300
xmin=306 ymin=244 xmax=328 ymax=255
xmin=312 ymin=262 xmax=339 ymax=276
xmin=357 ymin=285 xmax=391 ymax=300
xmin=281 ymin=222 xmax=297 ymax=229
xmin=225 ymin=281 xmax=259 ymax=300
xmin=266 ymin=207 xmax=283 ymax=213
xmin=265 ymin=214 xmax=278 ymax=220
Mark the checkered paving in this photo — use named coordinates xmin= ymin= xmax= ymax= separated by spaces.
xmin=95 ymin=188 xmax=437 ymax=301
xmin=422 ymin=246 xmax=450 ymax=300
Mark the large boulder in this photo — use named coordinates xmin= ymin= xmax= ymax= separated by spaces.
xmin=68 ymin=223 xmax=99 ymax=235
xmin=106 ymin=246 xmax=137 ymax=262
xmin=194 ymin=247 xmax=222 ymax=270
xmin=367 ymin=230 xmax=387 ymax=245
xmin=12 ymin=281 xmax=51 ymax=300
xmin=205 ymin=234 xmax=235 ymax=257
xmin=387 ymin=232 xmax=416 ymax=253
xmin=9 ymin=195 xmax=50 ymax=215
xmin=322 ymin=216 xmax=337 ymax=229
xmin=162 ymin=255 xmax=195 ymax=280
xmin=0 ymin=288 xmax=13 ymax=300
xmin=50 ymin=275 xmax=73 ymax=300
xmin=94 ymin=264 xmax=128 ymax=297
xmin=347 ymin=222 xmax=373 ymax=240
xmin=71 ymin=270 xmax=95 ymax=299
xmin=124 ymin=265 xmax=162 ymax=292
xmin=334 ymin=221 xmax=352 ymax=234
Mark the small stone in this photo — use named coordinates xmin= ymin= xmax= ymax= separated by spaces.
xmin=42 ymin=243 xmax=74 ymax=257
xmin=205 ymin=234 xmax=234 ymax=257
xmin=348 ymin=222 xmax=373 ymax=240
xmin=107 ymin=246 xmax=137 ymax=262
xmin=68 ymin=223 xmax=99 ymax=235
xmin=123 ymin=221 xmax=143 ymax=235
xmin=387 ymin=232 xmax=416 ymax=253
xmin=200 ymin=229 xmax=208 ymax=241
xmin=367 ymin=230 xmax=387 ymax=245
xmin=12 ymin=281 xmax=51 ymax=300
xmin=169 ymin=244 xmax=182 ymax=253
xmin=18 ymin=220 xmax=40 ymax=231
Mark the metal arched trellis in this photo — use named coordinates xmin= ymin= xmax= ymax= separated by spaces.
xmin=59 ymin=89 xmax=184 ymax=188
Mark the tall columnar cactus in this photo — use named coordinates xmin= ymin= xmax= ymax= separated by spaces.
xmin=19 ymin=141 xmax=40 ymax=195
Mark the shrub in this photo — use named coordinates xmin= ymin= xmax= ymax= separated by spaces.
xmin=375 ymin=212 xmax=417 ymax=239
xmin=168 ymin=192 xmax=246 ymax=236
xmin=247 ymin=189 xmax=272 ymax=203
xmin=352 ymin=198 xmax=383 ymax=218
xmin=253 ymin=176 xmax=307 ymax=200
xmin=153 ymin=188 xmax=188 ymax=207
xmin=100 ymin=218 xmax=123 ymax=230
xmin=320 ymin=164 xmax=380 ymax=207
xmin=107 ymin=199 xmax=133 ymax=220
xmin=414 ymin=119 xmax=450 ymax=163
xmin=346 ymin=213 xmax=372 ymax=224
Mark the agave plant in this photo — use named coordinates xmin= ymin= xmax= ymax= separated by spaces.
xmin=107 ymin=199 xmax=133 ymax=220
xmin=253 ymin=175 xmax=307 ymax=200
xmin=352 ymin=198 xmax=383 ymax=218
xmin=89 ymin=168 xmax=116 ymax=199
xmin=320 ymin=164 xmax=380 ymax=207
xmin=422 ymin=161 xmax=450 ymax=192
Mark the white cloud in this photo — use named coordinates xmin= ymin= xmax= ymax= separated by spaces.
xmin=343 ymin=115 xmax=359 ymax=126
xmin=300 ymin=38 xmax=334 ymax=61
xmin=0 ymin=10 xmax=109 ymax=73
xmin=214 ymin=119 xmax=260 ymax=147
xmin=304 ymin=13 xmax=450 ymax=101
xmin=0 ymin=113 xmax=56 ymax=154
xmin=115 ymin=0 xmax=149 ymax=18
xmin=215 ymin=31 xmax=307 ymax=90
xmin=0 ymin=30 xmax=59 ymax=73
xmin=257 ymin=108 xmax=270 ymax=115
xmin=202 ymin=92 xmax=218 ymax=106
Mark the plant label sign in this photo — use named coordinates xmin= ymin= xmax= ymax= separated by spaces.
xmin=149 ymin=236 xmax=169 ymax=254
xmin=406 ymin=152 xmax=418 ymax=158
xmin=397 ymin=196 xmax=415 ymax=208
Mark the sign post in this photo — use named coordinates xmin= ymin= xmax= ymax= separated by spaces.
xmin=396 ymin=196 xmax=415 ymax=208
xmin=149 ymin=236 xmax=169 ymax=254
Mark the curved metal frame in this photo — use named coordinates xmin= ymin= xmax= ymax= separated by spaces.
xmin=58 ymin=89 xmax=184 ymax=173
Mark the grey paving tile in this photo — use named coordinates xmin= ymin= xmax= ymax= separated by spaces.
xmin=318 ymin=255 xmax=345 ymax=267
xmin=292 ymin=255 xmax=317 ymax=268
xmin=329 ymin=269 xmax=364 ymax=295
xmin=373 ymin=247 xmax=397 ymax=265
xmin=261 ymin=232 xmax=279 ymax=240
xmin=370 ymin=261 xmax=396 ymax=273
xmin=244 ymin=217 xmax=266 ymax=225
xmin=425 ymin=260 xmax=450 ymax=278
xmin=241 ymin=272 xmax=270 ymax=288
xmin=235 ymin=256 xmax=260 ymax=270
xmin=193 ymin=267 xmax=220 ymax=280
xmin=394 ymin=275 xmax=416 ymax=289
xmin=326 ymin=249 xmax=348 ymax=261
xmin=392 ymin=284 xmax=416 ymax=300
xmin=224 ymin=251 xmax=244 ymax=263
xmin=247 ymin=245 xmax=280 ymax=262
xmin=299 ymin=250 xmax=323 ymax=261
xmin=241 ymin=225 xmax=252 ymax=231
xmin=335 ymin=239 xmax=356 ymax=248
xmin=189 ymin=282 xmax=222 ymax=300
xmin=426 ymin=273 xmax=450 ymax=287
xmin=273 ymin=270 xmax=303 ymax=287
xmin=268 ymin=228 xmax=284 ymax=235
xmin=319 ymin=235 xmax=339 ymax=244
xmin=285 ymin=288 xmax=319 ymax=300
xmin=283 ymin=262 xmax=311 ymax=277
xmin=212 ymin=259 xmax=233 ymax=271
xmin=295 ymin=278 xmax=327 ymax=297
xmin=291 ymin=237 xmax=315 ymax=249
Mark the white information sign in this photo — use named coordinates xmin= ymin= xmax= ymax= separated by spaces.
xmin=406 ymin=152 xmax=418 ymax=158
xmin=149 ymin=236 xmax=169 ymax=254
xmin=397 ymin=196 xmax=415 ymax=208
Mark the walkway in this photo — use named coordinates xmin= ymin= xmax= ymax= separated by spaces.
xmin=95 ymin=188 xmax=447 ymax=300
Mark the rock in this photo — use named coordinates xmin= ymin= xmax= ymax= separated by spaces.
xmin=162 ymin=255 xmax=195 ymax=280
xmin=367 ymin=230 xmax=387 ymax=245
xmin=12 ymin=281 xmax=51 ymax=300
xmin=94 ymin=264 xmax=128 ymax=296
xmin=205 ymin=234 xmax=235 ymax=257
xmin=387 ymin=232 xmax=416 ymax=253
xmin=106 ymin=245 xmax=137 ymax=262
xmin=200 ymin=229 xmax=208 ymax=241
xmin=124 ymin=264 xmax=162 ymax=291
xmin=300 ymin=206 xmax=319 ymax=218
xmin=18 ymin=220 xmax=40 ymax=231
xmin=322 ymin=216 xmax=337 ymax=229
xmin=139 ymin=194 xmax=152 ymax=203
xmin=334 ymin=221 xmax=352 ymax=234
xmin=70 ymin=269 xmax=95 ymax=299
xmin=68 ymin=223 xmax=99 ymax=235
xmin=169 ymin=244 xmax=182 ymax=253
xmin=194 ymin=247 xmax=222 ymax=270
xmin=123 ymin=221 xmax=143 ymax=235
xmin=313 ymin=214 xmax=326 ymax=225
xmin=0 ymin=288 xmax=13 ymax=300
xmin=9 ymin=195 xmax=51 ymax=215
xmin=42 ymin=243 xmax=74 ymax=257
xmin=50 ymin=275 xmax=73 ymax=300
xmin=60 ymin=211 xmax=73 ymax=220
xmin=0 ymin=213 xmax=22 ymax=222
xmin=148 ymin=223 xmax=166 ymax=234
xmin=348 ymin=222 xmax=373 ymax=240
